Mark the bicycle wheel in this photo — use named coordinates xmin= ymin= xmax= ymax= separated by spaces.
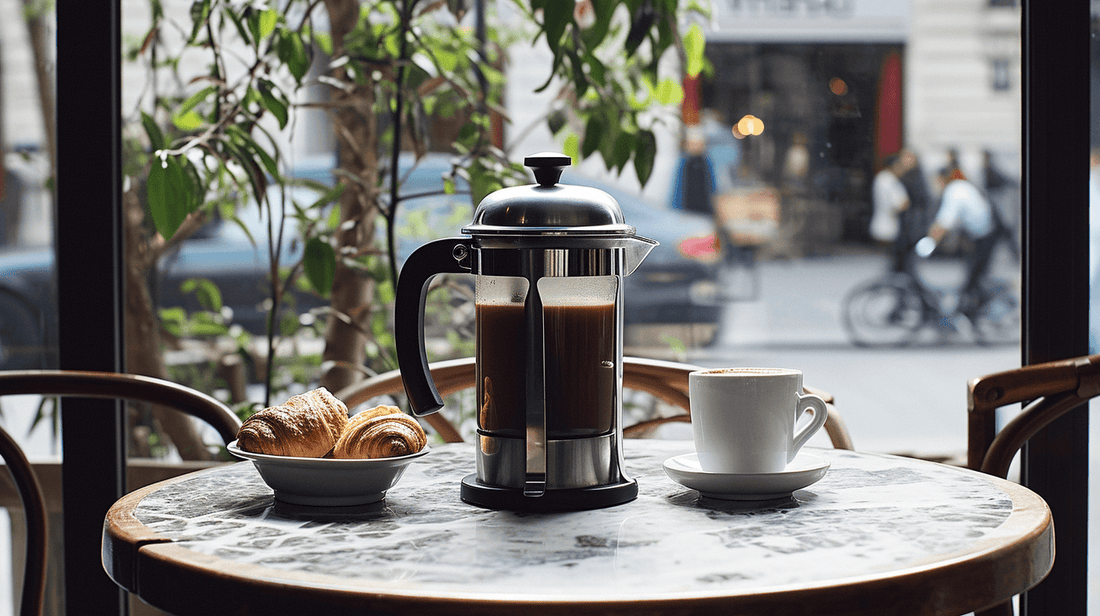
xmin=971 ymin=283 xmax=1020 ymax=346
xmin=842 ymin=280 xmax=926 ymax=347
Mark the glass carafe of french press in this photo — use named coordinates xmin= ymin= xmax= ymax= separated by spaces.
xmin=394 ymin=153 xmax=657 ymax=512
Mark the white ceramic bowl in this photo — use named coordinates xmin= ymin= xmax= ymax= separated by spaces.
xmin=227 ymin=440 xmax=430 ymax=506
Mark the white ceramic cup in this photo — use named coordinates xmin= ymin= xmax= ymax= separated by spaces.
xmin=688 ymin=367 xmax=828 ymax=474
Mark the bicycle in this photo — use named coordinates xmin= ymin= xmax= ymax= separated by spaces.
xmin=841 ymin=240 xmax=1020 ymax=347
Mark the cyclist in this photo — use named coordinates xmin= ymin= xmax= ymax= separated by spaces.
xmin=925 ymin=171 xmax=1008 ymax=320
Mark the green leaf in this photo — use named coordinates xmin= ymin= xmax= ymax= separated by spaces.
xmin=435 ymin=48 xmax=459 ymax=73
xmin=181 ymin=278 xmax=223 ymax=312
xmin=634 ymin=129 xmax=657 ymax=186
xmin=684 ymin=23 xmax=706 ymax=78
xmin=580 ymin=0 xmax=616 ymax=49
xmin=247 ymin=8 xmax=278 ymax=43
xmin=655 ymin=77 xmax=684 ymax=106
xmin=547 ymin=109 xmax=567 ymax=135
xmin=227 ymin=124 xmax=280 ymax=179
xmin=562 ymin=131 xmax=581 ymax=162
xmin=172 ymin=85 xmax=217 ymax=130
xmin=568 ymin=50 xmax=588 ymax=98
xmin=189 ymin=312 xmax=230 ymax=336
xmin=612 ymin=130 xmax=636 ymax=173
xmin=188 ymin=0 xmax=211 ymax=44
xmin=172 ymin=111 xmax=205 ymax=132
xmin=304 ymin=237 xmax=336 ymax=297
xmin=257 ymin=9 xmax=278 ymax=39
xmin=147 ymin=154 xmax=200 ymax=239
xmin=586 ymin=54 xmax=607 ymax=87
xmin=141 ymin=111 xmax=165 ymax=151
xmin=158 ymin=307 xmax=186 ymax=337
xmin=177 ymin=85 xmax=217 ymax=116
xmin=581 ymin=114 xmax=605 ymax=159
xmin=257 ymin=80 xmax=289 ymax=129
xmin=277 ymin=28 xmax=311 ymax=83
xmin=314 ymin=32 xmax=333 ymax=56
xmin=540 ymin=1 xmax=572 ymax=57
xmin=219 ymin=137 xmax=267 ymax=203
xmin=225 ymin=6 xmax=252 ymax=45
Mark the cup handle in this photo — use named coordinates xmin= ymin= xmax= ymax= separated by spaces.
xmin=790 ymin=392 xmax=829 ymax=463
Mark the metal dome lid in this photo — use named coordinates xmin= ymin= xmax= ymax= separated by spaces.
xmin=462 ymin=153 xmax=636 ymax=236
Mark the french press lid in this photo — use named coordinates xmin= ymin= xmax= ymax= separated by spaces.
xmin=462 ymin=153 xmax=636 ymax=237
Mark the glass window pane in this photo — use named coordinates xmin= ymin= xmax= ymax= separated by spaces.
xmin=111 ymin=2 xmax=1021 ymax=456
xmin=508 ymin=2 xmax=1021 ymax=459
xmin=0 ymin=0 xmax=58 ymax=442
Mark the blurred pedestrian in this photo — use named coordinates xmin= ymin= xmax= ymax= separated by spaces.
xmin=670 ymin=128 xmax=716 ymax=216
xmin=870 ymin=153 xmax=913 ymax=274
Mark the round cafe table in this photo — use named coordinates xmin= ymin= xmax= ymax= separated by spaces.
xmin=103 ymin=440 xmax=1052 ymax=616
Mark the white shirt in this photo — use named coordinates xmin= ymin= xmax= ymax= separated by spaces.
xmin=870 ymin=170 xmax=908 ymax=242
xmin=934 ymin=179 xmax=994 ymax=238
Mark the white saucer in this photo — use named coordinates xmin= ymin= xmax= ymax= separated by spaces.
xmin=662 ymin=451 xmax=830 ymax=501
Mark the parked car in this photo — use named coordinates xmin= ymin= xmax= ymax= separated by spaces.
xmin=0 ymin=154 xmax=724 ymax=370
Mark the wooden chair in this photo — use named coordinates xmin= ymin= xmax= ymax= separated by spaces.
xmin=966 ymin=354 xmax=1100 ymax=616
xmin=0 ymin=370 xmax=242 ymax=616
xmin=336 ymin=356 xmax=855 ymax=450
xmin=0 ymin=421 xmax=47 ymax=616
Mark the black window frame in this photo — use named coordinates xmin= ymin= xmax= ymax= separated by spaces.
xmin=56 ymin=0 xmax=127 ymax=613
xmin=1020 ymin=0 xmax=1091 ymax=613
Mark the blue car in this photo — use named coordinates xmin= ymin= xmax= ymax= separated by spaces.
xmin=0 ymin=154 xmax=724 ymax=370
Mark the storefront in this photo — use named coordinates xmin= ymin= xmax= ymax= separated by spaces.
xmin=693 ymin=0 xmax=911 ymax=246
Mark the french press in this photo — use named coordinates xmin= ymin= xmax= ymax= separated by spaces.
xmin=394 ymin=153 xmax=657 ymax=512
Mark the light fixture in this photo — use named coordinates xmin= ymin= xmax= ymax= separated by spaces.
xmin=733 ymin=114 xmax=764 ymax=138
xmin=829 ymin=77 xmax=848 ymax=96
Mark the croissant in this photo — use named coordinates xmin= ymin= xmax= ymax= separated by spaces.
xmin=333 ymin=406 xmax=427 ymax=459
xmin=236 ymin=388 xmax=349 ymax=457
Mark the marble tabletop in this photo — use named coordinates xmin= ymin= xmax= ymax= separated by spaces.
xmin=104 ymin=440 xmax=1053 ymax=616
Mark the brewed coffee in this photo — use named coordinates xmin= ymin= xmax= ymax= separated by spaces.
xmin=476 ymin=301 xmax=615 ymax=437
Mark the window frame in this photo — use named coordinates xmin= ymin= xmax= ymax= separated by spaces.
xmin=1019 ymin=0 xmax=1091 ymax=613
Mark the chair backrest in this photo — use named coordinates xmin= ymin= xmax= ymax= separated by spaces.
xmin=336 ymin=356 xmax=854 ymax=450
xmin=966 ymin=355 xmax=1100 ymax=616
xmin=0 ymin=423 xmax=47 ymax=616
xmin=968 ymin=354 xmax=1100 ymax=478
xmin=0 ymin=371 xmax=242 ymax=446
xmin=0 ymin=370 xmax=243 ymax=616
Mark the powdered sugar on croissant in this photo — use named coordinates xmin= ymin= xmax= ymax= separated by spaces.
xmin=236 ymin=387 xmax=349 ymax=457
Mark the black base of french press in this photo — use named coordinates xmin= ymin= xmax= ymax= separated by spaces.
xmin=460 ymin=474 xmax=638 ymax=512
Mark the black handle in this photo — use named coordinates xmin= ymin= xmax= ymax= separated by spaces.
xmin=394 ymin=237 xmax=473 ymax=416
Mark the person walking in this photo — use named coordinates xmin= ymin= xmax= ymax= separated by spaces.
xmin=870 ymin=152 xmax=918 ymax=275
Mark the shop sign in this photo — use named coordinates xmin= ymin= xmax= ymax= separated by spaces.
xmin=706 ymin=0 xmax=909 ymax=43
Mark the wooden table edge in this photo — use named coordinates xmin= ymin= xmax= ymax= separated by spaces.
xmin=103 ymin=459 xmax=1056 ymax=616
xmin=101 ymin=464 xmax=228 ymax=593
